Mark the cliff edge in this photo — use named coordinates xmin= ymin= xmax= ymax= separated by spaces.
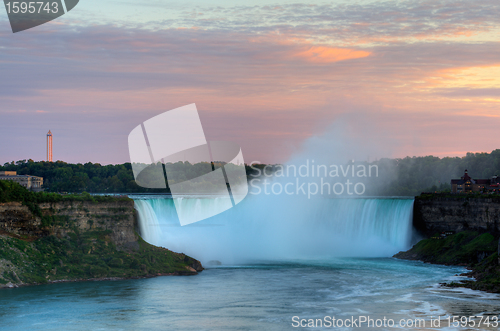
xmin=413 ymin=195 xmax=500 ymax=236
xmin=0 ymin=182 xmax=203 ymax=288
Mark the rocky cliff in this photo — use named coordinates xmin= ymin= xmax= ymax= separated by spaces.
xmin=0 ymin=200 xmax=137 ymax=247
xmin=413 ymin=196 xmax=500 ymax=236
xmin=0 ymin=198 xmax=203 ymax=288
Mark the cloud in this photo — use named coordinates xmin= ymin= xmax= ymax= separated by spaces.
xmin=146 ymin=0 xmax=500 ymax=45
xmin=294 ymin=46 xmax=371 ymax=63
xmin=435 ymin=87 xmax=500 ymax=97
xmin=1 ymin=1 xmax=500 ymax=164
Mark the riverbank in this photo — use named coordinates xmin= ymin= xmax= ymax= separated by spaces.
xmin=394 ymin=231 xmax=500 ymax=293
xmin=0 ymin=232 xmax=203 ymax=288
xmin=0 ymin=181 xmax=203 ymax=288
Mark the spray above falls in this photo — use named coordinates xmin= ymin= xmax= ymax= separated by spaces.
xmin=132 ymin=115 xmax=416 ymax=265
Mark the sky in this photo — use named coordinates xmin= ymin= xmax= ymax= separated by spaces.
xmin=1 ymin=0 xmax=499 ymax=165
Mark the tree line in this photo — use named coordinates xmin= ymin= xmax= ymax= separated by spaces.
xmin=1 ymin=149 xmax=499 ymax=196
xmin=0 ymin=160 xmax=257 ymax=194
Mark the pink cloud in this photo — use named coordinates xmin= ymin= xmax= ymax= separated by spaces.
xmin=1 ymin=12 xmax=499 ymax=164
xmin=294 ymin=46 xmax=371 ymax=63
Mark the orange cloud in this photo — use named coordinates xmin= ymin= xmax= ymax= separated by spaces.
xmin=421 ymin=64 xmax=500 ymax=89
xmin=295 ymin=46 xmax=371 ymax=63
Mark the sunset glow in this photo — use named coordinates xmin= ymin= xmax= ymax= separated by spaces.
xmin=0 ymin=0 xmax=499 ymax=164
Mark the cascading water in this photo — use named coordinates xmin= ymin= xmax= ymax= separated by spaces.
xmin=133 ymin=194 xmax=414 ymax=265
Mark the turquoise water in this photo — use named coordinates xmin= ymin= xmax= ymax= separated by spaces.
xmin=3 ymin=198 xmax=498 ymax=330
xmin=1 ymin=258 xmax=499 ymax=330
xmin=133 ymin=197 xmax=416 ymax=264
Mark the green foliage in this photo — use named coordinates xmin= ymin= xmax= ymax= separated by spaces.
xmin=369 ymin=149 xmax=500 ymax=195
xmin=0 ymin=180 xmax=198 ymax=285
xmin=0 ymin=160 xmax=248 ymax=194
xmin=2 ymin=149 xmax=499 ymax=195
xmin=41 ymin=216 xmax=53 ymax=227
xmin=403 ymin=231 xmax=496 ymax=265
xmin=0 ymin=231 xmax=200 ymax=285
xmin=395 ymin=231 xmax=500 ymax=292
xmin=108 ymin=258 xmax=123 ymax=268
xmin=0 ymin=181 xmax=131 ymax=216
xmin=417 ymin=192 xmax=500 ymax=200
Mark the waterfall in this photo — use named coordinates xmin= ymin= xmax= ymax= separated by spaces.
xmin=133 ymin=195 xmax=414 ymax=264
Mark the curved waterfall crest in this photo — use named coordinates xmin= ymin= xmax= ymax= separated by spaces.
xmin=134 ymin=196 xmax=414 ymax=264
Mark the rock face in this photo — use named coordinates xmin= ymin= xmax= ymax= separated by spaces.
xmin=188 ymin=258 xmax=204 ymax=272
xmin=0 ymin=200 xmax=137 ymax=247
xmin=0 ymin=202 xmax=48 ymax=237
xmin=0 ymin=198 xmax=203 ymax=288
xmin=413 ymin=197 xmax=500 ymax=236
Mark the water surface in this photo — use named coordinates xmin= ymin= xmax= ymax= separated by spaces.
xmin=2 ymin=258 xmax=499 ymax=330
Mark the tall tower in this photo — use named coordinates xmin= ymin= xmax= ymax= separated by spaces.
xmin=47 ymin=130 xmax=53 ymax=162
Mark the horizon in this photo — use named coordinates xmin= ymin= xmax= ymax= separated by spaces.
xmin=2 ymin=147 xmax=500 ymax=167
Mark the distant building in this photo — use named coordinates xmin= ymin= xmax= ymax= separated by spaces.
xmin=0 ymin=171 xmax=43 ymax=192
xmin=451 ymin=170 xmax=500 ymax=194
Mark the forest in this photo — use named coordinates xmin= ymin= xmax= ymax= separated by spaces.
xmin=1 ymin=149 xmax=499 ymax=196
